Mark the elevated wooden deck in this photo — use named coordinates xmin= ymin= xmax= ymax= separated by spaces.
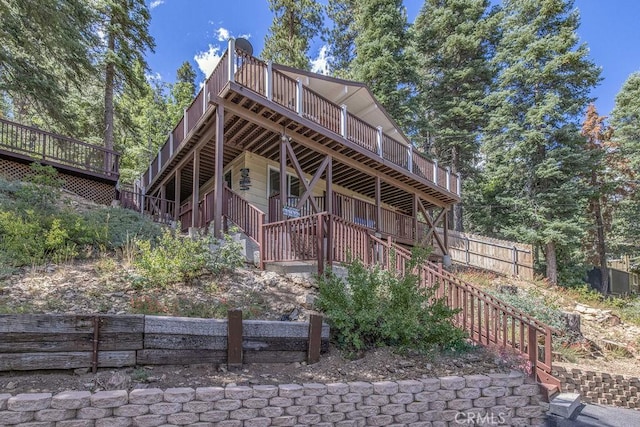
xmin=140 ymin=45 xmax=460 ymax=213
xmin=0 ymin=117 xmax=119 ymax=204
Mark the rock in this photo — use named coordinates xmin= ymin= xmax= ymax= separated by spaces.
xmin=74 ymin=368 xmax=90 ymax=375
xmin=6 ymin=381 xmax=17 ymax=390
xmin=497 ymin=285 xmax=518 ymax=294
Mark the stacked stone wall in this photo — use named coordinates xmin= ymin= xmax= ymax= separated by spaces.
xmin=553 ymin=366 xmax=639 ymax=409
xmin=0 ymin=372 xmax=548 ymax=426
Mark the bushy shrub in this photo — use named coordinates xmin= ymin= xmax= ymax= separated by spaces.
xmin=316 ymin=250 xmax=467 ymax=357
xmin=132 ymin=228 xmax=244 ymax=288
xmin=0 ymin=165 xmax=160 ymax=268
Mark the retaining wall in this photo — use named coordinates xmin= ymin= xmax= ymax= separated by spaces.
xmin=0 ymin=373 xmax=548 ymax=426
xmin=553 ymin=365 xmax=639 ymax=409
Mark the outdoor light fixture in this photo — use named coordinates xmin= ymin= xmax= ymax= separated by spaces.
xmin=239 ymin=168 xmax=251 ymax=190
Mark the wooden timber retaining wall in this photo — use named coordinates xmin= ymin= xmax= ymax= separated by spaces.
xmin=0 ymin=312 xmax=329 ymax=372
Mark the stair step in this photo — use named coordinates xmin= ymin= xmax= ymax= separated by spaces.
xmin=540 ymin=383 xmax=560 ymax=402
xmin=549 ymin=392 xmax=581 ymax=419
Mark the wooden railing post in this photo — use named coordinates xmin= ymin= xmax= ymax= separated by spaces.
xmin=317 ymin=214 xmax=325 ymax=275
xmin=258 ymin=213 xmax=265 ymax=269
xmin=227 ymin=309 xmax=243 ymax=370
xmin=433 ymin=160 xmax=438 ymax=185
xmin=456 ymin=172 xmax=462 ymax=196
xmin=340 ymin=105 xmax=347 ymax=138
xmin=408 ymin=145 xmax=413 ymax=172
xmin=296 ymin=79 xmax=303 ymax=116
xmin=227 ymin=38 xmax=235 ymax=83
xmin=307 ymin=314 xmax=323 ymax=364
xmin=266 ymin=60 xmax=273 ymax=101
xmin=528 ymin=326 xmax=538 ymax=379
xmin=513 ymin=246 xmax=519 ymax=276
xmin=169 ymin=133 xmax=174 ymax=157
xmin=376 ymin=126 xmax=383 ymax=157
xmin=183 ymin=108 xmax=188 ymax=140
xmin=446 ymin=167 xmax=451 ymax=191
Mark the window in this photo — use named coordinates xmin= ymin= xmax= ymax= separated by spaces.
xmin=224 ymin=170 xmax=232 ymax=189
xmin=268 ymin=167 xmax=304 ymax=198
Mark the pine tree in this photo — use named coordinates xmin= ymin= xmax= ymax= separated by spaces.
xmin=262 ymin=0 xmax=323 ymax=70
xmin=479 ymin=0 xmax=600 ymax=285
xmin=326 ymin=0 xmax=357 ymax=76
xmin=411 ymin=0 xmax=496 ymax=231
xmin=171 ymin=61 xmax=197 ymax=115
xmin=349 ymin=0 xmax=415 ymax=130
xmin=0 ymin=0 xmax=97 ymax=130
xmin=100 ymin=0 xmax=155 ymax=156
xmin=580 ymin=104 xmax=630 ymax=293
xmin=610 ymin=73 xmax=640 ymax=258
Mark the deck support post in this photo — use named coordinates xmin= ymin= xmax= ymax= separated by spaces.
xmin=160 ymin=185 xmax=166 ymax=220
xmin=228 ymin=39 xmax=235 ymax=83
xmin=191 ymin=148 xmax=200 ymax=229
xmin=413 ymin=193 xmax=419 ymax=242
xmin=280 ymin=134 xmax=288 ymax=219
xmin=174 ymin=168 xmax=181 ymax=222
xmin=443 ymin=208 xmax=449 ymax=256
xmin=326 ymin=156 xmax=333 ymax=269
xmin=375 ymin=177 xmax=382 ymax=233
xmin=213 ymin=105 xmax=225 ymax=238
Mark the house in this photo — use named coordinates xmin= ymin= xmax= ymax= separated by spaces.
xmin=128 ymin=39 xmax=461 ymax=271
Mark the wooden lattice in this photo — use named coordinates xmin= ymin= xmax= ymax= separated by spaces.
xmin=0 ymin=158 xmax=116 ymax=205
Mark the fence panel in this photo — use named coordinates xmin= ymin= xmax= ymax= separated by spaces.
xmin=438 ymin=230 xmax=534 ymax=279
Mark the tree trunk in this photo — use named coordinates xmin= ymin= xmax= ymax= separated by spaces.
xmin=103 ymin=26 xmax=115 ymax=170
xmin=451 ymin=145 xmax=464 ymax=232
xmin=592 ymin=195 xmax=609 ymax=294
xmin=545 ymin=241 xmax=558 ymax=285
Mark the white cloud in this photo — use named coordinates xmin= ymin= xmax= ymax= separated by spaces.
xmin=237 ymin=33 xmax=251 ymax=40
xmin=145 ymin=72 xmax=162 ymax=83
xmin=194 ymin=44 xmax=222 ymax=77
xmin=216 ymin=27 xmax=230 ymax=42
xmin=311 ymin=45 xmax=330 ymax=75
xmin=150 ymin=0 xmax=164 ymax=9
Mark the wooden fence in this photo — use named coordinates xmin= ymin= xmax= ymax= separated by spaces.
xmin=0 ymin=311 xmax=329 ymax=372
xmin=437 ymin=229 xmax=534 ymax=280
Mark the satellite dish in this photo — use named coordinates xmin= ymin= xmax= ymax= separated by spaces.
xmin=235 ymin=38 xmax=253 ymax=56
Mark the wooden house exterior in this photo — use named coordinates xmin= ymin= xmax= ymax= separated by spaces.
xmin=129 ymin=39 xmax=461 ymax=270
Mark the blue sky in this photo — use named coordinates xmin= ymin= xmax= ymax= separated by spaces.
xmin=146 ymin=0 xmax=640 ymax=116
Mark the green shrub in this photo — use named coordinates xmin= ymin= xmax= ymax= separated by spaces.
xmin=15 ymin=163 xmax=63 ymax=209
xmin=207 ymin=227 xmax=245 ymax=274
xmin=316 ymin=250 xmax=467 ymax=357
xmin=132 ymin=228 xmax=244 ymax=288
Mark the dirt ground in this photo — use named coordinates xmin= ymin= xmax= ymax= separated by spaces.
xmin=1 ymin=259 xmax=638 ymax=396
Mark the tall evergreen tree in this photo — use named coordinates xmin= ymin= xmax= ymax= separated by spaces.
xmin=349 ymin=0 xmax=415 ymax=130
xmin=171 ymin=61 xmax=197 ymax=116
xmin=610 ymin=72 xmax=640 ymax=258
xmin=100 ymin=0 xmax=155 ymax=156
xmin=0 ymin=0 xmax=97 ymax=130
xmin=411 ymin=0 xmax=496 ymax=231
xmin=326 ymin=0 xmax=357 ymax=76
xmin=479 ymin=0 xmax=600 ymax=284
xmin=262 ymin=0 xmax=323 ymax=70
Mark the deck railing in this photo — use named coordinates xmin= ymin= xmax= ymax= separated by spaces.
xmin=119 ymin=189 xmax=175 ymax=225
xmin=0 ymin=117 xmax=119 ymax=179
xmin=140 ymin=42 xmax=460 ymax=199
xmin=268 ymin=193 xmax=326 ymax=222
xmin=365 ymin=236 xmax=558 ymax=387
xmin=262 ymin=213 xmax=324 ymax=264
xmin=223 ymin=186 xmax=265 ymax=264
